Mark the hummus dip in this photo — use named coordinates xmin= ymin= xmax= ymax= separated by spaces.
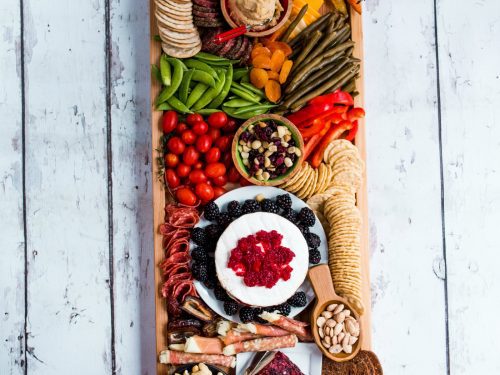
xmin=229 ymin=0 xmax=283 ymax=30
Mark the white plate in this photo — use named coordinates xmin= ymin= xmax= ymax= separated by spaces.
xmin=192 ymin=186 xmax=328 ymax=323
xmin=235 ymin=343 xmax=323 ymax=375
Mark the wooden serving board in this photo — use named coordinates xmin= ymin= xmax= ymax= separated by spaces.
xmin=150 ymin=3 xmax=370 ymax=374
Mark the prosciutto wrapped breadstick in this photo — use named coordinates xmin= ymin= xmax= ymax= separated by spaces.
xmin=184 ymin=336 xmax=224 ymax=355
xmin=237 ymin=323 xmax=290 ymax=337
xmin=220 ymin=330 xmax=262 ymax=346
xmin=259 ymin=312 xmax=313 ymax=342
xmin=159 ymin=350 xmax=236 ymax=368
xmin=222 ymin=334 xmax=298 ymax=356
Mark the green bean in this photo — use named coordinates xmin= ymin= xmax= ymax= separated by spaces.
xmin=290 ymin=65 xmax=360 ymax=109
xmin=151 ymin=64 xmax=162 ymax=83
xmin=240 ymin=74 xmax=250 ymax=83
xmin=281 ymin=4 xmax=308 ymax=43
xmin=208 ymin=64 xmax=233 ymax=109
xmin=198 ymin=59 xmax=239 ymax=67
xmin=223 ymin=98 xmax=256 ymax=108
xmin=192 ymin=69 xmax=226 ymax=111
xmin=184 ymin=59 xmax=217 ymax=78
xmin=179 ymin=69 xmax=194 ymax=104
xmin=222 ymin=106 xmax=270 ymax=120
xmin=186 ymin=83 xmax=209 ymax=108
xmin=291 ymin=30 xmax=322 ymax=73
xmin=160 ymin=55 xmax=172 ymax=86
xmin=341 ymin=78 xmax=357 ymax=93
xmin=156 ymin=58 xmax=184 ymax=104
xmin=233 ymin=103 xmax=277 ymax=115
xmin=156 ymin=102 xmax=173 ymax=111
xmin=239 ymin=82 xmax=266 ymax=98
xmin=289 ymin=12 xmax=330 ymax=47
xmin=167 ymin=96 xmax=193 ymax=114
xmin=192 ymin=70 xmax=216 ymax=87
xmin=195 ymin=52 xmax=230 ymax=62
xmin=304 ymin=26 xmax=347 ymax=66
xmin=229 ymin=86 xmax=261 ymax=104
xmin=233 ymin=67 xmax=249 ymax=81
xmin=196 ymin=109 xmax=223 ymax=115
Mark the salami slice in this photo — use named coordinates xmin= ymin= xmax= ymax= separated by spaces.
xmin=222 ymin=334 xmax=298 ymax=355
xmin=165 ymin=204 xmax=199 ymax=228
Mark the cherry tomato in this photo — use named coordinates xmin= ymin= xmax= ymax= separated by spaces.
xmin=194 ymin=161 xmax=203 ymax=170
xmin=164 ymin=153 xmax=179 ymax=168
xmin=228 ymin=166 xmax=241 ymax=183
xmin=183 ymin=146 xmax=199 ymax=166
xmin=162 ymin=111 xmax=178 ymax=133
xmin=239 ymin=176 xmax=252 ymax=186
xmin=205 ymin=147 xmax=221 ymax=163
xmin=207 ymin=128 xmax=221 ymax=141
xmin=212 ymin=174 xmax=228 ymax=187
xmin=215 ymin=136 xmax=231 ymax=152
xmin=181 ymin=129 xmax=196 ymax=145
xmin=176 ymin=122 xmax=188 ymax=133
xmin=207 ymin=112 xmax=228 ymax=129
xmin=195 ymin=182 xmax=214 ymax=201
xmin=213 ymin=186 xmax=226 ymax=199
xmin=189 ymin=169 xmax=208 ymax=184
xmin=205 ymin=162 xmax=226 ymax=178
xmin=167 ymin=137 xmax=185 ymax=155
xmin=176 ymin=163 xmax=191 ymax=178
xmin=195 ymin=134 xmax=212 ymax=153
xmin=192 ymin=121 xmax=209 ymax=135
xmin=222 ymin=152 xmax=233 ymax=168
xmin=176 ymin=187 xmax=197 ymax=206
xmin=222 ymin=118 xmax=237 ymax=133
xmin=165 ymin=169 xmax=180 ymax=188
xmin=186 ymin=113 xmax=203 ymax=126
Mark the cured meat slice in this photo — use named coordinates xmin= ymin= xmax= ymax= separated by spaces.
xmin=222 ymin=334 xmax=298 ymax=356
xmin=165 ymin=204 xmax=199 ymax=228
xmin=159 ymin=350 xmax=236 ymax=368
xmin=184 ymin=336 xmax=224 ymax=354
xmin=237 ymin=323 xmax=290 ymax=337
xmin=259 ymin=312 xmax=313 ymax=342
xmin=220 ymin=330 xmax=262 ymax=346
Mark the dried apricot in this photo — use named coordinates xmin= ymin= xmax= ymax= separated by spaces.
xmin=263 ymin=41 xmax=293 ymax=58
xmin=270 ymin=49 xmax=286 ymax=72
xmin=265 ymin=80 xmax=281 ymax=103
xmin=252 ymin=55 xmax=272 ymax=70
xmin=267 ymin=71 xmax=279 ymax=81
xmin=279 ymin=60 xmax=293 ymax=84
xmin=251 ymin=46 xmax=272 ymax=60
xmin=250 ymin=68 xmax=269 ymax=89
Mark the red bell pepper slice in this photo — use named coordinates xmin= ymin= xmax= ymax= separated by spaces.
xmin=344 ymin=120 xmax=358 ymax=141
xmin=309 ymin=121 xmax=354 ymax=168
xmin=309 ymin=90 xmax=354 ymax=107
xmin=300 ymin=118 xmax=325 ymax=138
xmin=347 ymin=107 xmax=365 ymax=122
xmin=303 ymin=121 xmax=332 ymax=160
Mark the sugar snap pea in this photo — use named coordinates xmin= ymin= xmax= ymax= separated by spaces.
xmin=151 ymin=64 xmax=162 ymax=83
xmin=281 ymin=4 xmax=308 ymax=43
xmin=222 ymin=106 xmax=270 ymax=120
xmin=156 ymin=58 xmax=184 ymax=105
xmin=192 ymin=70 xmax=226 ymax=111
xmin=208 ymin=64 xmax=233 ymax=109
xmin=166 ymin=57 xmax=187 ymax=71
xmin=239 ymin=82 xmax=266 ymax=98
xmin=192 ymin=70 xmax=216 ymax=87
xmin=229 ymin=86 xmax=261 ymax=104
xmin=179 ymin=69 xmax=194 ymax=104
xmin=223 ymin=98 xmax=256 ymax=108
xmin=167 ymin=96 xmax=193 ymax=114
xmin=184 ymin=59 xmax=217 ymax=78
xmin=160 ymin=55 xmax=172 ymax=86
xmin=232 ymin=103 xmax=277 ymax=115
xmin=233 ymin=67 xmax=249 ymax=81
xmin=198 ymin=59 xmax=239 ymax=67
xmin=156 ymin=102 xmax=173 ymax=111
xmin=195 ymin=52 xmax=230 ymax=62
xmin=196 ymin=109 xmax=223 ymax=115
xmin=186 ymin=83 xmax=209 ymax=108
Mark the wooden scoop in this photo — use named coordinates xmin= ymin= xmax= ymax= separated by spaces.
xmin=308 ymin=264 xmax=362 ymax=362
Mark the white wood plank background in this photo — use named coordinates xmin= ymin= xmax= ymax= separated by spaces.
xmin=1 ymin=0 xmax=499 ymax=374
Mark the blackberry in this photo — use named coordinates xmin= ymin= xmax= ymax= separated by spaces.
xmin=204 ymin=224 xmax=221 ymax=241
xmin=239 ymin=307 xmax=255 ymax=323
xmin=276 ymin=194 xmax=292 ymax=210
xmin=223 ymin=301 xmax=239 ymax=316
xmin=261 ymin=199 xmax=279 ymax=214
xmin=306 ymin=233 xmax=321 ymax=248
xmin=191 ymin=227 xmax=207 ymax=246
xmin=309 ymin=249 xmax=321 ymax=264
xmin=214 ymin=285 xmax=230 ymax=301
xmin=282 ymin=209 xmax=299 ymax=224
xmin=191 ymin=248 xmax=208 ymax=263
xmin=299 ymin=207 xmax=316 ymax=227
xmin=252 ymin=308 xmax=267 ymax=324
xmin=191 ymin=262 xmax=208 ymax=282
xmin=204 ymin=278 xmax=216 ymax=289
xmin=217 ymin=212 xmax=232 ymax=227
xmin=277 ymin=303 xmax=291 ymax=316
xmin=203 ymin=201 xmax=220 ymax=221
xmin=241 ymin=199 xmax=260 ymax=215
xmin=287 ymin=291 xmax=307 ymax=307
xmin=298 ymin=224 xmax=310 ymax=236
xmin=227 ymin=200 xmax=242 ymax=218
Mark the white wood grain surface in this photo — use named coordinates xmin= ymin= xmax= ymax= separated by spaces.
xmin=1 ymin=0 xmax=500 ymax=374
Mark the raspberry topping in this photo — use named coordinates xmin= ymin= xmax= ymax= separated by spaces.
xmin=227 ymin=230 xmax=295 ymax=288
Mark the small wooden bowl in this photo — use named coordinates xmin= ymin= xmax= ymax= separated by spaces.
xmin=308 ymin=265 xmax=362 ymax=362
xmin=221 ymin=0 xmax=292 ymax=37
xmin=231 ymin=114 xmax=304 ymax=186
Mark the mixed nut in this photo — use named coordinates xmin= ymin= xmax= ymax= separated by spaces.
xmin=174 ymin=363 xmax=223 ymax=375
xmin=238 ymin=120 xmax=302 ymax=182
xmin=316 ymin=303 xmax=360 ymax=355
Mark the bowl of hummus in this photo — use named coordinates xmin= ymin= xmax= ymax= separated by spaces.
xmin=221 ymin=0 xmax=292 ymax=37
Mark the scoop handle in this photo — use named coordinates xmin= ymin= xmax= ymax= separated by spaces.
xmin=308 ymin=264 xmax=337 ymax=305
xmin=214 ymin=25 xmax=248 ymax=44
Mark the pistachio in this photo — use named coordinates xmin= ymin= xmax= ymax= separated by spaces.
xmin=326 ymin=319 xmax=336 ymax=328
xmin=337 ymin=332 xmax=345 ymax=344
xmin=325 ymin=326 xmax=331 ymax=336
xmin=334 ymin=312 xmax=346 ymax=324
xmin=321 ymin=311 xmax=333 ymax=319
xmin=322 ymin=340 xmax=331 ymax=349
xmin=318 ymin=327 xmax=325 ymax=339
xmin=333 ymin=323 xmax=343 ymax=336
xmin=343 ymin=344 xmax=353 ymax=354
xmin=324 ymin=336 xmax=331 ymax=345
xmin=342 ymin=333 xmax=351 ymax=347
xmin=344 ymin=310 xmax=351 ymax=317
xmin=327 ymin=303 xmax=337 ymax=312
xmin=329 ymin=345 xmax=342 ymax=354
xmin=251 ymin=140 xmax=262 ymax=149
xmin=333 ymin=304 xmax=344 ymax=315
xmin=316 ymin=316 xmax=326 ymax=328
xmin=349 ymin=336 xmax=358 ymax=345
xmin=332 ymin=335 xmax=338 ymax=345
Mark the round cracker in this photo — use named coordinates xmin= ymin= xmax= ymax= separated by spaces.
xmin=162 ymin=42 xmax=201 ymax=58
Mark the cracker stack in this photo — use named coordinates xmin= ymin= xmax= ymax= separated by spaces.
xmin=307 ymin=140 xmax=365 ymax=315
xmin=155 ymin=0 xmax=202 ymax=58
